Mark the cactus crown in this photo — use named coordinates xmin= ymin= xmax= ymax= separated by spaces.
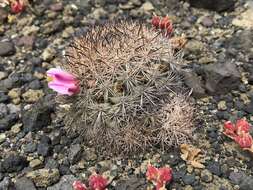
xmin=58 ymin=20 xmax=194 ymax=154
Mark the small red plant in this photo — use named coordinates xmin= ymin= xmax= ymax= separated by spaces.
xmin=146 ymin=164 xmax=172 ymax=190
xmin=73 ymin=173 xmax=108 ymax=190
xmin=151 ymin=15 xmax=173 ymax=37
xmin=223 ymin=119 xmax=253 ymax=152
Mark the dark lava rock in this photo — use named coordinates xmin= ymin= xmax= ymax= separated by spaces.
xmin=47 ymin=175 xmax=77 ymax=190
xmin=0 ymin=41 xmax=16 ymax=56
xmin=0 ymin=114 xmax=18 ymax=131
xmin=172 ymin=170 xmax=186 ymax=182
xmin=188 ymin=0 xmax=235 ymax=12
xmin=68 ymin=144 xmax=83 ymax=164
xmin=29 ymin=80 xmax=42 ymax=90
xmin=2 ymin=154 xmax=28 ymax=173
xmin=45 ymin=158 xmax=59 ymax=169
xmin=244 ymin=100 xmax=253 ymax=114
xmin=49 ymin=2 xmax=63 ymax=11
xmin=0 ymin=177 xmax=14 ymax=190
xmin=180 ymin=69 xmax=206 ymax=98
xmin=226 ymin=30 xmax=253 ymax=55
xmin=182 ymin=174 xmax=195 ymax=185
xmin=22 ymin=103 xmax=52 ymax=132
xmin=229 ymin=171 xmax=246 ymax=185
xmin=202 ymin=62 xmax=240 ymax=95
xmin=24 ymin=142 xmax=37 ymax=153
xmin=207 ymin=161 xmax=222 ymax=176
xmin=201 ymin=16 xmax=214 ymax=27
xmin=14 ymin=177 xmax=36 ymax=190
xmin=17 ymin=36 xmax=35 ymax=49
xmin=59 ymin=165 xmax=71 ymax=175
xmin=240 ymin=176 xmax=253 ymax=190
xmin=115 ymin=178 xmax=146 ymax=190
xmin=0 ymin=92 xmax=9 ymax=103
xmin=37 ymin=142 xmax=51 ymax=156
xmin=201 ymin=169 xmax=213 ymax=183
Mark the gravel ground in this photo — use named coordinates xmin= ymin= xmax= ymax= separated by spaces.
xmin=0 ymin=0 xmax=253 ymax=189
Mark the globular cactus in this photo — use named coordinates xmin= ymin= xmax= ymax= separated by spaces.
xmin=58 ymin=20 xmax=194 ymax=154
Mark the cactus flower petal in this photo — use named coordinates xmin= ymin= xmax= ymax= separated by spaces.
xmin=73 ymin=181 xmax=87 ymax=190
xmin=46 ymin=68 xmax=79 ymax=95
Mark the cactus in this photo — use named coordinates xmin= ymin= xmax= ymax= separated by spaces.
xmin=57 ymin=20 xmax=194 ymax=154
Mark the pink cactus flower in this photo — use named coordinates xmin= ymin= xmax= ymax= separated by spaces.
xmin=88 ymin=174 xmax=108 ymax=190
xmin=236 ymin=119 xmax=250 ymax=134
xmin=73 ymin=181 xmax=87 ymax=190
xmin=11 ymin=0 xmax=25 ymax=13
xmin=234 ymin=133 xmax=253 ymax=148
xmin=46 ymin=68 xmax=80 ymax=96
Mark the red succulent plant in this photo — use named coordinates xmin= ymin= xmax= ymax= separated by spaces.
xmin=73 ymin=174 xmax=108 ymax=190
xmin=234 ymin=133 xmax=253 ymax=148
xmin=146 ymin=164 xmax=172 ymax=190
xmin=223 ymin=119 xmax=253 ymax=151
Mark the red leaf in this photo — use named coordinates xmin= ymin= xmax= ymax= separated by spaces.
xmin=89 ymin=174 xmax=108 ymax=190
xmin=151 ymin=16 xmax=160 ymax=28
xmin=73 ymin=181 xmax=87 ymax=190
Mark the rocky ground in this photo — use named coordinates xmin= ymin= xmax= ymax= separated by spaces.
xmin=0 ymin=0 xmax=253 ymax=189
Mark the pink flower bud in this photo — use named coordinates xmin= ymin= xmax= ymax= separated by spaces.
xmin=11 ymin=0 xmax=25 ymax=14
xmin=88 ymin=174 xmax=108 ymax=190
xmin=151 ymin=16 xmax=160 ymax=28
xmin=73 ymin=181 xmax=87 ymax=190
xmin=234 ymin=133 xmax=253 ymax=148
xmin=236 ymin=119 xmax=250 ymax=134
xmin=46 ymin=68 xmax=80 ymax=96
